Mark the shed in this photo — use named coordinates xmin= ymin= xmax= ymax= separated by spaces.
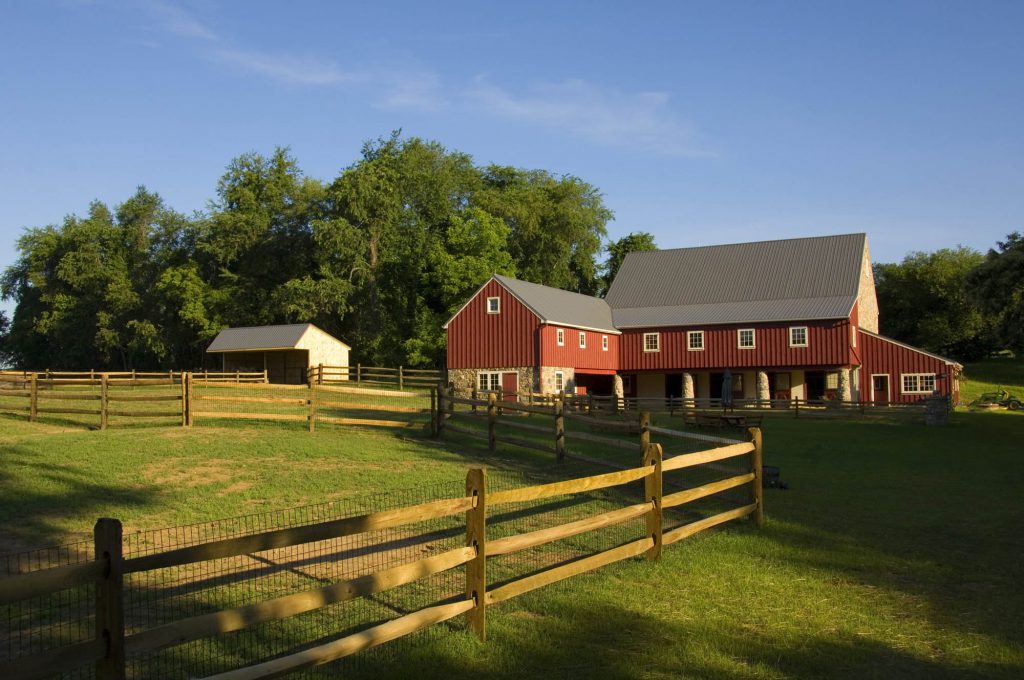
xmin=206 ymin=324 xmax=350 ymax=384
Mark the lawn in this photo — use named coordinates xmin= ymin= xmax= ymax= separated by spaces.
xmin=959 ymin=354 xmax=1024 ymax=406
xmin=1 ymin=408 xmax=1022 ymax=678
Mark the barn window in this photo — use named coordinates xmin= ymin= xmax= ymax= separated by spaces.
xmin=486 ymin=297 xmax=500 ymax=314
xmin=901 ymin=373 xmax=936 ymax=394
xmin=556 ymin=328 xmax=564 ymax=346
xmin=738 ymin=329 xmax=755 ymax=349
xmin=554 ymin=371 xmax=564 ymax=392
xmin=579 ymin=332 xmax=586 ymax=349
xmin=688 ymin=330 xmax=704 ymax=351
xmin=789 ymin=327 xmax=808 ymax=347
xmin=602 ymin=335 xmax=609 ymax=351
xmin=478 ymin=372 xmax=500 ymax=392
xmin=826 ymin=372 xmax=839 ymax=390
xmin=643 ymin=333 xmax=660 ymax=352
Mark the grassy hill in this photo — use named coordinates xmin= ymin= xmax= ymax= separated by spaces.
xmin=960 ymin=354 xmax=1024 ymax=406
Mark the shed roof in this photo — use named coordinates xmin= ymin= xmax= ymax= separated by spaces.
xmin=605 ymin=233 xmax=866 ymax=327
xmin=206 ymin=324 xmax=349 ymax=352
xmin=493 ymin=275 xmax=618 ymax=333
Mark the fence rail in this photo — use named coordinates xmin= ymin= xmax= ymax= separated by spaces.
xmin=309 ymin=364 xmax=443 ymax=391
xmin=0 ymin=428 xmax=763 ymax=679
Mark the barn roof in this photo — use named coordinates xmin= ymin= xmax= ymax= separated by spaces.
xmin=492 ymin=275 xmax=619 ymax=333
xmin=605 ymin=233 xmax=866 ymax=328
xmin=207 ymin=324 xmax=348 ymax=352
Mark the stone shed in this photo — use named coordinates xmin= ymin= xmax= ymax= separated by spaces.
xmin=206 ymin=324 xmax=350 ymax=384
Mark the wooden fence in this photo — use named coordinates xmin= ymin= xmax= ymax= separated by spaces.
xmin=309 ymin=365 xmax=443 ymax=391
xmin=0 ymin=372 xmax=434 ymax=432
xmin=0 ymin=431 xmax=763 ymax=680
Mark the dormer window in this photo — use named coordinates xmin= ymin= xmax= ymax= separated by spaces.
xmin=486 ymin=297 xmax=500 ymax=314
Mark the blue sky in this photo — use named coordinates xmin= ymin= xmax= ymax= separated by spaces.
xmin=2 ymin=0 xmax=1022 ymax=317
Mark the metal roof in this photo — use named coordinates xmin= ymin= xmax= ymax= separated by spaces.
xmin=207 ymin=324 xmax=348 ymax=352
xmin=493 ymin=275 xmax=619 ymax=333
xmin=605 ymin=233 xmax=866 ymax=327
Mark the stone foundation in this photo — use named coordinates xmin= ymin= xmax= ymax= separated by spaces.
xmin=539 ymin=366 xmax=575 ymax=394
xmin=447 ymin=367 xmax=537 ymax=395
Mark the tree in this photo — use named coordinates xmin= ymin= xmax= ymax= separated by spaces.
xmin=874 ymin=247 xmax=997 ymax=361
xmin=969 ymin=232 xmax=1024 ymax=353
xmin=601 ymin=231 xmax=657 ymax=295
xmin=0 ymin=310 xmax=11 ymax=367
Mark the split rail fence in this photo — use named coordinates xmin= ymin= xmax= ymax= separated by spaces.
xmin=0 ymin=428 xmax=763 ymax=680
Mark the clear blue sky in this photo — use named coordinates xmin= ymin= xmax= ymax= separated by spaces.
xmin=2 ymin=0 xmax=1022 ymax=316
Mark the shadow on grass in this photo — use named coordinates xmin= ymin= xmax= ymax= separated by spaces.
xmin=0 ymin=445 xmax=161 ymax=550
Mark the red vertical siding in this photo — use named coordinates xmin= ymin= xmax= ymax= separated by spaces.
xmin=618 ymin=320 xmax=852 ymax=371
xmin=860 ymin=331 xmax=958 ymax=404
xmin=540 ymin=325 xmax=620 ymax=372
xmin=446 ymin=280 xmax=540 ymax=369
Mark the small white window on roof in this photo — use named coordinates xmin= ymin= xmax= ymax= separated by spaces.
xmin=486 ymin=297 xmax=500 ymax=314
xmin=556 ymin=328 xmax=564 ymax=346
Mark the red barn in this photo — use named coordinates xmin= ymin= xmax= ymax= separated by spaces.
xmin=445 ymin=234 xmax=962 ymax=404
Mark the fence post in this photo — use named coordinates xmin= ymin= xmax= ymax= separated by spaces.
xmin=94 ymin=518 xmax=125 ymax=680
xmin=398 ymin=365 xmax=404 ymax=391
xmin=588 ymin=393 xmax=594 ymax=415
xmin=555 ymin=394 xmax=566 ymax=463
xmin=794 ymin=398 xmax=800 ymax=418
xmin=430 ymin=387 xmax=438 ymax=437
xmin=639 ymin=410 xmax=651 ymax=458
xmin=357 ymin=363 xmax=362 ymax=384
xmin=748 ymin=427 xmax=764 ymax=527
xmin=185 ymin=372 xmax=194 ymax=427
xmin=30 ymin=373 xmax=38 ymax=422
xmin=100 ymin=373 xmax=109 ymax=431
xmin=436 ymin=382 xmax=446 ymax=438
xmin=318 ymin=363 xmax=323 ymax=385
xmin=644 ymin=442 xmax=663 ymax=561
xmin=308 ymin=377 xmax=317 ymax=433
xmin=180 ymin=373 xmax=187 ymax=427
xmin=471 ymin=386 xmax=478 ymax=414
xmin=496 ymin=386 xmax=503 ymax=416
xmin=487 ymin=392 xmax=497 ymax=452
xmin=465 ymin=466 xmax=487 ymax=640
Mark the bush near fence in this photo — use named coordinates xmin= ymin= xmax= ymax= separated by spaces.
xmin=0 ymin=425 xmax=763 ymax=680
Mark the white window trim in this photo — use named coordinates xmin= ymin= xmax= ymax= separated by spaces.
xmin=852 ymin=324 xmax=857 ymax=348
xmin=486 ymin=296 xmax=500 ymax=314
xmin=789 ymin=326 xmax=808 ymax=348
xmin=737 ymin=328 xmax=756 ymax=349
xmin=900 ymin=372 xmax=937 ymax=395
xmin=687 ymin=330 xmax=704 ymax=351
xmin=579 ymin=331 xmax=586 ymax=349
xmin=643 ymin=332 xmax=660 ymax=353
xmin=477 ymin=371 xmax=500 ymax=392
xmin=556 ymin=328 xmax=564 ymax=346
xmin=554 ymin=371 xmax=565 ymax=393
xmin=601 ymin=335 xmax=608 ymax=351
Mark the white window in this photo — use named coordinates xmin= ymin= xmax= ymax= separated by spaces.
xmin=486 ymin=297 xmax=500 ymax=314
xmin=852 ymin=325 xmax=857 ymax=348
xmin=477 ymin=372 xmax=500 ymax=391
xmin=643 ymin=333 xmax=660 ymax=352
xmin=579 ymin=331 xmax=586 ymax=349
xmin=554 ymin=371 xmax=564 ymax=392
xmin=738 ymin=328 xmax=755 ymax=349
xmin=556 ymin=328 xmax=564 ymax=346
xmin=687 ymin=330 xmax=704 ymax=351
xmin=789 ymin=326 xmax=808 ymax=347
xmin=901 ymin=373 xmax=936 ymax=394
xmin=826 ymin=372 xmax=839 ymax=390
xmin=602 ymin=335 xmax=608 ymax=351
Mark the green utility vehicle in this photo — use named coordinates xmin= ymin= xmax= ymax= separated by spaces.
xmin=970 ymin=389 xmax=1021 ymax=410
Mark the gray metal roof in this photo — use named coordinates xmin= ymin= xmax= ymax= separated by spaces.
xmin=494 ymin=275 xmax=618 ymax=333
xmin=605 ymin=233 xmax=866 ymax=327
xmin=207 ymin=324 xmax=319 ymax=352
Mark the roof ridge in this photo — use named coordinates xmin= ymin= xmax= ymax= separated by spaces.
xmin=624 ymin=232 xmax=865 ymax=258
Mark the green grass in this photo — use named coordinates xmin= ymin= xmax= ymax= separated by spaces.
xmin=960 ymin=355 xmax=1024 ymax=406
xmin=1 ymin=410 xmax=1022 ymax=678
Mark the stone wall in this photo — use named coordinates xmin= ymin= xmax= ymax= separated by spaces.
xmin=539 ymin=366 xmax=575 ymax=394
xmin=447 ymin=366 xmax=538 ymax=394
xmin=858 ymin=240 xmax=880 ymax=332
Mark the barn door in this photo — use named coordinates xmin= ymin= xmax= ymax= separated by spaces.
xmin=501 ymin=372 xmax=518 ymax=402
xmin=871 ymin=375 xmax=890 ymax=406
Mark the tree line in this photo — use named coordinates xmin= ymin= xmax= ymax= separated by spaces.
xmin=1 ymin=131 xmax=1018 ymax=369
xmin=873 ymin=234 xmax=1023 ymax=361
xmin=0 ymin=133 xmax=654 ymax=370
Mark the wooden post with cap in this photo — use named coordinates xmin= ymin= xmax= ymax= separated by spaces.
xmin=748 ymin=426 xmax=765 ymax=527
xmin=465 ymin=466 xmax=487 ymax=640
